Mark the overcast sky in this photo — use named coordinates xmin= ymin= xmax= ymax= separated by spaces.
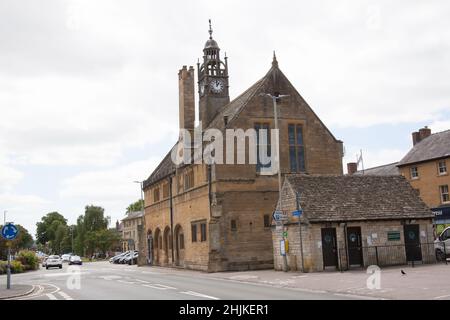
xmin=1 ymin=0 xmax=449 ymax=237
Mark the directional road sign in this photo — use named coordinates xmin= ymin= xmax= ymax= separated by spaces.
xmin=1 ymin=223 xmax=19 ymax=241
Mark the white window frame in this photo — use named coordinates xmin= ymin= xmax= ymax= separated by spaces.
xmin=440 ymin=185 xmax=450 ymax=204
xmin=410 ymin=166 xmax=419 ymax=179
xmin=438 ymin=160 xmax=447 ymax=175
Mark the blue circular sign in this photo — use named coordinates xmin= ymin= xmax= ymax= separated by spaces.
xmin=1 ymin=223 xmax=19 ymax=240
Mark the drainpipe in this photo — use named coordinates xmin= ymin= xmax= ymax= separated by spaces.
xmin=207 ymin=164 xmax=212 ymax=216
xmin=169 ymin=176 xmax=174 ymax=265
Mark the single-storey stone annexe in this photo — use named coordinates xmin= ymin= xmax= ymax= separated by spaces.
xmin=273 ymin=174 xmax=435 ymax=272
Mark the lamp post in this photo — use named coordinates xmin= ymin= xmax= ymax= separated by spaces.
xmin=132 ymin=181 xmax=144 ymax=266
xmin=262 ymin=93 xmax=289 ymax=272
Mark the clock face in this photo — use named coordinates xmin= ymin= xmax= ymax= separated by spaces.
xmin=210 ymin=79 xmax=225 ymax=94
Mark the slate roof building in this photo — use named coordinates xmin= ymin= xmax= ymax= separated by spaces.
xmin=140 ymin=22 xmax=344 ymax=271
xmin=273 ymin=174 xmax=434 ymax=272
xmin=397 ymin=127 xmax=450 ymax=231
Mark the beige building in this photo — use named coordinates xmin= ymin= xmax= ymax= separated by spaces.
xmin=273 ymin=175 xmax=434 ymax=272
xmin=140 ymin=24 xmax=344 ymax=271
xmin=398 ymin=127 xmax=450 ymax=233
xmin=121 ymin=211 xmax=144 ymax=252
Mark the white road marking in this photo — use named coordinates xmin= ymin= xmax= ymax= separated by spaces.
xmin=142 ymin=284 xmax=177 ymax=290
xmin=99 ymin=275 xmax=122 ymax=280
xmin=58 ymin=291 xmax=74 ymax=300
xmin=44 ymin=272 xmax=88 ymax=277
xmin=433 ymin=294 xmax=450 ymax=300
xmin=46 ymin=293 xmax=58 ymax=300
xmin=118 ymin=280 xmax=138 ymax=284
xmin=179 ymin=291 xmax=220 ymax=300
xmin=134 ymin=279 xmax=151 ymax=284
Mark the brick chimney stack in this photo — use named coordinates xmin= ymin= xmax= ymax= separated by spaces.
xmin=412 ymin=126 xmax=432 ymax=146
xmin=347 ymin=162 xmax=358 ymax=175
xmin=178 ymin=66 xmax=195 ymax=131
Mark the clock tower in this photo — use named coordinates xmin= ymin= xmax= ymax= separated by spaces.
xmin=197 ymin=20 xmax=230 ymax=129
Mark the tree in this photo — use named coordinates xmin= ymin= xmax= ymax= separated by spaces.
xmin=36 ymin=212 xmax=67 ymax=245
xmin=126 ymin=199 xmax=144 ymax=214
xmin=0 ymin=224 xmax=34 ymax=260
xmin=84 ymin=205 xmax=108 ymax=232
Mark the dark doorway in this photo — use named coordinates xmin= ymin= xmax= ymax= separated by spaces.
xmin=321 ymin=228 xmax=338 ymax=268
xmin=404 ymin=224 xmax=422 ymax=261
xmin=347 ymin=226 xmax=363 ymax=267
xmin=147 ymin=232 xmax=153 ymax=265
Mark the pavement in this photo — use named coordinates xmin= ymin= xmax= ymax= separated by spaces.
xmin=1 ymin=261 xmax=449 ymax=300
xmin=0 ymin=284 xmax=34 ymax=300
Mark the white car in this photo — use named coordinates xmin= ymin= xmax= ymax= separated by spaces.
xmin=435 ymin=226 xmax=450 ymax=261
xmin=61 ymin=254 xmax=72 ymax=262
xmin=46 ymin=255 xmax=63 ymax=269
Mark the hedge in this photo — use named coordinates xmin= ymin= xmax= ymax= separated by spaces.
xmin=17 ymin=250 xmax=39 ymax=271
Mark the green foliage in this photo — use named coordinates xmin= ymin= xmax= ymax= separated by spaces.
xmin=0 ymin=260 xmax=25 ymax=274
xmin=17 ymin=250 xmax=39 ymax=271
xmin=11 ymin=260 xmax=24 ymax=273
xmin=36 ymin=212 xmax=67 ymax=245
xmin=127 ymin=199 xmax=144 ymax=214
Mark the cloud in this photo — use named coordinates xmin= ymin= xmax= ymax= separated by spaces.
xmin=0 ymin=193 xmax=52 ymax=233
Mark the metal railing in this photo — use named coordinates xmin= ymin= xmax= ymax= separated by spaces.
xmin=338 ymin=242 xmax=448 ymax=271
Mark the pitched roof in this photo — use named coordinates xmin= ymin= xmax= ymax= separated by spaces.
xmin=122 ymin=210 xmax=144 ymax=221
xmin=143 ymin=148 xmax=176 ymax=188
xmin=354 ymin=162 xmax=400 ymax=176
xmin=284 ymin=174 xmax=432 ymax=222
xmin=398 ymin=129 xmax=450 ymax=166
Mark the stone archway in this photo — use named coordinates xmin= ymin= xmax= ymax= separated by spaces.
xmin=174 ymin=224 xmax=185 ymax=266
xmin=153 ymin=228 xmax=161 ymax=265
xmin=163 ymin=226 xmax=171 ymax=265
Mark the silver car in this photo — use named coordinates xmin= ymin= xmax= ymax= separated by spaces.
xmin=46 ymin=255 xmax=63 ymax=269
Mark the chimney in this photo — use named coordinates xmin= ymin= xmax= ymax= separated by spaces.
xmin=412 ymin=126 xmax=432 ymax=146
xmin=347 ymin=162 xmax=358 ymax=175
xmin=419 ymin=126 xmax=431 ymax=141
xmin=178 ymin=66 xmax=195 ymax=131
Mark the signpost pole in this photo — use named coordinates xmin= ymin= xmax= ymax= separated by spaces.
xmin=296 ymin=192 xmax=305 ymax=272
xmin=6 ymin=242 xmax=11 ymax=289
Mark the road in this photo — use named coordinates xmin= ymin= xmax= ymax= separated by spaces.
xmin=1 ymin=261 xmax=357 ymax=300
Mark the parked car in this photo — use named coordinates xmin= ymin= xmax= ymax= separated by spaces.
xmin=118 ymin=251 xmax=133 ymax=264
xmin=110 ymin=252 xmax=128 ymax=264
xmin=46 ymin=255 xmax=63 ymax=269
xmin=68 ymin=255 xmax=82 ymax=265
xmin=61 ymin=254 xmax=72 ymax=262
xmin=435 ymin=226 xmax=450 ymax=261
xmin=124 ymin=251 xmax=139 ymax=265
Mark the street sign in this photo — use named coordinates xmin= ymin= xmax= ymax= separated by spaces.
xmin=272 ymin=210 xmax=288 ymax=221
xmin=1 ymin=223 xmax=19 ymax=241
xmin=280 ymin=240 xmax=286 ymax=256
xmin=292 ymin=209 xmax=303 ymax=217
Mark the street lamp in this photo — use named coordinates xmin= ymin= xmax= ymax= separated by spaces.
xmin=3 ymin=210 xmax=7 ymax=225
xmin=133 ymin=181 xmax=144 ymax=212
xmin=261 ymin=93 xmax=289 ymax=272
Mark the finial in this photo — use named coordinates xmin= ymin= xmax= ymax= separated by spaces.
xmin=208 ymin=19 xmax=213 ymax=39
xmin=272 ymin=50 xmax=278 ymax=68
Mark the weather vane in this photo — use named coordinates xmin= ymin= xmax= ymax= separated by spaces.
xmin=208 ymin=19 xmax=213 ymax=39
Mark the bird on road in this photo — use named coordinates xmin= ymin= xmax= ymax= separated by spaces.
xmin=401 ymin=270 xmax=406 ymax=275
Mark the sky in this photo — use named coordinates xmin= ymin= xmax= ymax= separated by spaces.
xmin=1 ymin=0 xmax=449 ymax=237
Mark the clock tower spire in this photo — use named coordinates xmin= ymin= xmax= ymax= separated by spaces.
xmin=197 ymin=19 xmax=230 ymax=129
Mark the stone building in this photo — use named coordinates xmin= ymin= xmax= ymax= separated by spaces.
xmin=397 ymin=127 xmax=450 ymax=233
xmin=272 ymin=175 xmax=434 ymax=272
xmin=121 ymin=211 xmax=144 ymax=252
xmin=140 ymin=22 xmax=344 ymax=271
